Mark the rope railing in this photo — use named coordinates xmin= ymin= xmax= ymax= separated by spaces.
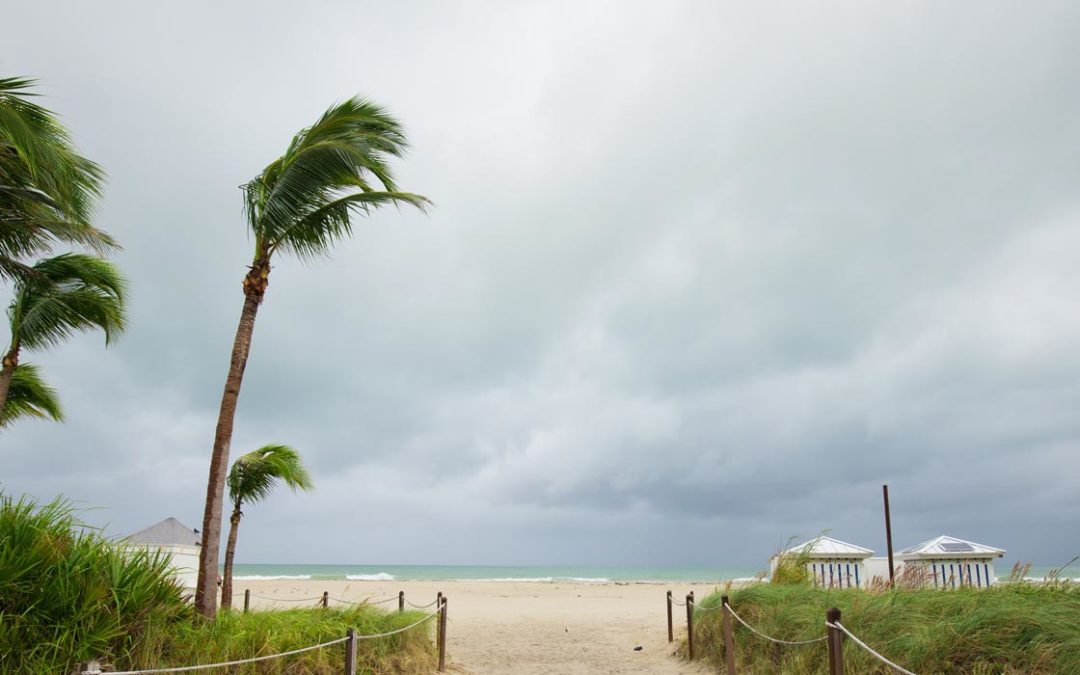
xmin=828 ymin=620 xmax=919 ymax=675
xmin=82 ymin=598 xmax=448 ymax=675
xmin=729 ymin=605 xmax=827 ymax=646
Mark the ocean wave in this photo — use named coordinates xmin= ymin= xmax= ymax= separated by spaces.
xmin=345 ymin=573 xmax=396 ymax=581
xmin=476 ymin=576 xmax=611 ymax=583
xmin=233 ymin=574 xmax=312 ymax=580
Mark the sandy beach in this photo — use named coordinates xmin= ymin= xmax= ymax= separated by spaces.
xmin=237 ymin=579 xmax=720 ymax=674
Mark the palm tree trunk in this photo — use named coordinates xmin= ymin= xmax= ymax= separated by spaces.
xmin=221 ymin=500 xmax=242 ymax=610
xmin=194 ymin=258 xmax=270 ymax=618
xmin=0 ymin=345 xmax=20 ymax=414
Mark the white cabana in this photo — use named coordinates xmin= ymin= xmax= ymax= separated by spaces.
xmin=123 ymin=517 xmax=201 ymax=589
xmin=771 ymin=536 xmax=874 ymax=588
xmin=897 ymin=535 xmax=1005 ymax=589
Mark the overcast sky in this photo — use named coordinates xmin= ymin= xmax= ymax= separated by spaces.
xmin=3 ymin=1 xmax=1079 ymax=569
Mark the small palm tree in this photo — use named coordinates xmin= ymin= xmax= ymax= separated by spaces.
xmin=220 ymin=444 xmax=313 ymax=609
xmin=0 ymin=253 xmax=127 ymax=415
xmin=0 ymin=77 xmax=115 ymax=281
xmin=0 ymin=363 xmax=62 ymax=427
xmin=195 ymin=97 xmax=428 ymax=616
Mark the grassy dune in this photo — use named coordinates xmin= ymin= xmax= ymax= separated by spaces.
xmin=0 ymin=494 xmax=435 ymax=674
xmin=691 ymin=582 xmax=1080 ymax=674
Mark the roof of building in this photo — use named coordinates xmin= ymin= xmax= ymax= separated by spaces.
xmin=124 ymin=517 xmax=201 ymax=548
xmin=778 ymin=536 xmax=874 ymax=559
xmin=898 ymin=535 xmax=1005 ymax=559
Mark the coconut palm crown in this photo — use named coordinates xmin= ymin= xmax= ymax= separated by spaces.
xmin=195 ymin=96 xmax=428 ymax=616
xmin=0 ymin=253 xmax=127 ymax=415
xmin=0 ymin=77 xmax=115 ymax=281
xmin=0 ymin=363 xmax=62 ymax=427
xmin=220 ymin=444 xmax=313 ymax=609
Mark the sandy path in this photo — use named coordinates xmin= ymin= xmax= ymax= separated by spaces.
xmin=239 ymin=579 xmax=719 ymax=674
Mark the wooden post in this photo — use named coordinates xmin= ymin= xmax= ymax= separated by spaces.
xmin=685 ymin=594 xmax=694 ymax=660
xmin=344 ymin=627 xmax=357 ymax=675
xmin=398 ymin=590 xmax=405 ymax=612
xmin=883 ymin=484 xmax=895 ymax=588
xmin=666 ymin=590 xmax=673 ymax=642
xmin=722 ymin=595 xmax=736 ymax=675
xmin=827 ymin=608 xmax=844 ymax=675
xmin=438 ymin=596 xmax=448 ymax=672
xmin=243 ymin=589 xmax=250 ymax=614
xmin=436 ymin=592 xmax=444 ymax=648
xmin=322 ymin=591 xmax=329 ymax=608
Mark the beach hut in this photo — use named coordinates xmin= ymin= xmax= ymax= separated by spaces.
xmin=123 ymin=517 xmax=201 ymax=589
xmin=770 ymin=536 xmax=874 ymax=588
xmin=897 ymin=535 xmax=1005 ymax=589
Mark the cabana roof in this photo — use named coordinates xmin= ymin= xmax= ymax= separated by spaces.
xmin=124 ymin=517 xmax=200 ymax=548
xmin=778 ymin=536 xmax=874 ymax=559
xmin=898 ymin=535 xmax=1004 ymax=559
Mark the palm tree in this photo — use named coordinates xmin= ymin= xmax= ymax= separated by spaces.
xmin=0 ymin=254 xmax=127 ymax=413
xmin=220 ymin=444 xmax=313 ymax=609
xmin=194 ymin=97 xmax=428 ymax=616
xmin=0 ymin=363 xmax=62 ymax=427
xmin=0 ymin=77 xmax=115 ymax=280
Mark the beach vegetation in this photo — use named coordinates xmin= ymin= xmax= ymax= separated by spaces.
xmin=0 ymin=253 xmax=127 ymax=417
xmin=221 ymin=444 xmax=314 ymax=609
xmin=770 ymin=537 xmax=813 ymax=585
xmin=0 ymin=493 xmax=436 ymax=674
xmin=195 ymin=96 xmax=429 ymax=617
xmin=690 ymin=580 xmax=1080 ymax=674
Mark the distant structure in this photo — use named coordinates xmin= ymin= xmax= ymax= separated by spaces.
xmin=895 ymin=535 xmax=1005 ymax=588
xmin=123 ymin=517 xmax=201 ymax=589
xmin=770 ymin=536 xmax=874 ymax=588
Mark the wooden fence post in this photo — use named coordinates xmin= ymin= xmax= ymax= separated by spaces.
xmin=685 ymin=594 xmax=694 ymax=660
xmin=243 ymin=589 xmax=250 ymax=614
xmin=344 ymin=627 xmax=357 ymax=675
xmin=722 ymin=595 xmax=736 ymax=675
xmin=438 ymin=597 xmax=448 ymax=672
xmin=399 ymin=590 xmax=405 ymax=612
xmin=827 ymin=608 xmax=844 ymax=675
xmin=666 ymin=590 xmax=673 ymax=643
xmin=436 ymin=592 xmax=444 ymax=648
xmin=322 ymin=591 xmax=329 ymax=608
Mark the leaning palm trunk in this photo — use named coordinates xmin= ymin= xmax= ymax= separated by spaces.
xmin=220 ymin=500 xmax=243 ymax=610
xmin=194 ymin=259 xmax=267 ymax=616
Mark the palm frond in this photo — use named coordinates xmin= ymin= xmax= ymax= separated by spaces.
xmin=227 ymin=444 xmax=314 ymax=506
xmin=0 ymin=362 xmax=63 ymax=427
xmin=8 ymin=253 xmax=128 ymax=351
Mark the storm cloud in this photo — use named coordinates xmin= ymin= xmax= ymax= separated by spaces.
xmin=3 ymin=1 xmax=1079 ymax=569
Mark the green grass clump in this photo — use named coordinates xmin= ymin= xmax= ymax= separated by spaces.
xmin=0 ymin=493 xmax=436 ymax=674
xmin=692 ymin=582 xmax=1080 ymax=674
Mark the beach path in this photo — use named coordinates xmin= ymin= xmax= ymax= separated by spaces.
xmin=241 ymin=579 xmax=719 ymax=674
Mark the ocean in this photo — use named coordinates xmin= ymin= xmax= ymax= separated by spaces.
xmin=229 ymin=564 xmax=764 ymax=583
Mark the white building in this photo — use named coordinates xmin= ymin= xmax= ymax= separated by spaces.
xmin=770 ymin=536 xmax=874 ymax=588
xmin=896 ymin=535 xmax=1005 ymax=589
xmin=123 ymin=517 xmax=201 ymax=590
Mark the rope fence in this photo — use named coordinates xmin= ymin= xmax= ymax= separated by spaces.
xmin=665 ymin=592 xmax=918 ymax=675
xmin=80 ymin=595 xmax=449 ymax=675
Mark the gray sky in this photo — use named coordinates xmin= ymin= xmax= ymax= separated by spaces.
xmin=3 ymin=1 xmax=1079 ymax=569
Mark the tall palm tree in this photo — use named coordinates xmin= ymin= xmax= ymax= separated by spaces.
xmin=0 ymin=363 xmax=62 ymax=427
xmin=0 ymin=77 xmax=115 ymax=280
xmin=195 ymin=97 xmax=428 ymax=616
xmin=0 ymin=253 xmax=127 ymax=413
xmin=220 ymin=444 xmax=313 ymax=609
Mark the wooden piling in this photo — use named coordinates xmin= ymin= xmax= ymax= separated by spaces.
xmin=344 ymin=627 xmax=357 ymax=675
xmin=666 ymin=591 xmax=673 ymax=642
xmin=322 ymin=591 xmax=329 ymax=608
xmin=827 ymin=608 xmax=844 ymax=675
xmin=243 ymin=589 xmax=250 ymax=614
xmin=722 ymin=595 xmax=736 ymax=674
xmin=399 ymin=590 xmax=405 ymax=612
xmin=438 ymin=596 xmax=448 ymax=672
xmin=686 ymin=594 xmax=694 ymax=660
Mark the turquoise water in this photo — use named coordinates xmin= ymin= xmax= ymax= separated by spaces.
xmin=229 ymin=564 xmax=764 ymax=583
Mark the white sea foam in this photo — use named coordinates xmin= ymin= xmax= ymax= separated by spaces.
xmin=233 ymin=574 xmax=312 ymax=580
xmin=345 ymin=573 xmax=396 ymax=581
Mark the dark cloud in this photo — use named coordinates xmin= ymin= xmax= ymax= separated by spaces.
xmin=2 ymin=1 xmax=1079 ymax=568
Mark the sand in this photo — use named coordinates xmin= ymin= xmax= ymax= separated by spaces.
xmin=236 ymin=579 xmax=721 ymax=674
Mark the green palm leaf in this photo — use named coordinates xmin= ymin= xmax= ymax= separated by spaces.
xmin=227 ymin=444 xmax=314 ymax=505
xmin=0 ymin=363 xmax=62 ymax=426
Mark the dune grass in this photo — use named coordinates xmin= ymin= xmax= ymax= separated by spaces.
xmin=691 ymin=582 xmax=1080 ymax=674
xmin=0 ymin=493 xmax=435 ymax=674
